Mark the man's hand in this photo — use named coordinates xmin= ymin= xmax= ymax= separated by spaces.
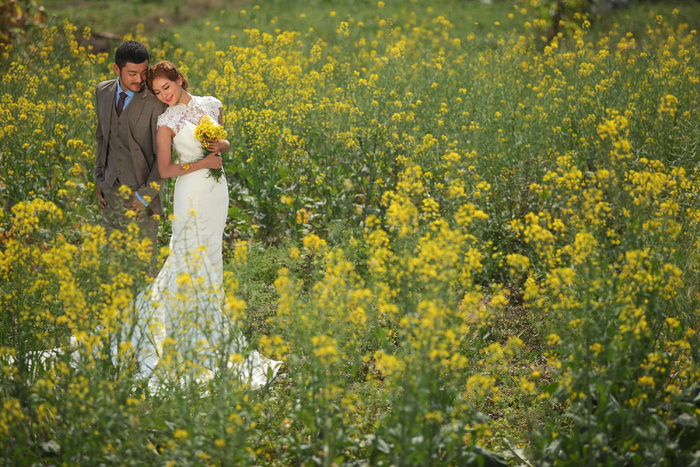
xmin=96 ymin=182 xmax=107 ymax=210
xmin=129 ymin=195 xmax=148 ymax=217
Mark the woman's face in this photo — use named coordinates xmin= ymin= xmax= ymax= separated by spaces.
xmin=150 ymin=75 xmax=185 ymax=106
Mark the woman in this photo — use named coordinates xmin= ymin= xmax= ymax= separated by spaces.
xmin=125 ymin=61 xmax=281 ymax=390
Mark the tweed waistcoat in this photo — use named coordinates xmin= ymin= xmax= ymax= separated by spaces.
xmin=104 ymin=100 xmax=136 ymax=188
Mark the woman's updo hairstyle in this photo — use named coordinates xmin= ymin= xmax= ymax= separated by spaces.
xmin=146 ymin=60 xmax=189 ymax=93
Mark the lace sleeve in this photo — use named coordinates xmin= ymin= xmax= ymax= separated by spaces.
xmin=202 ymin=96 xmax=223 ymax=121
xmin=157 ymin=97 xmax=223 ymax=133
xmin=157 ymin=105 xmax=186 ymax=133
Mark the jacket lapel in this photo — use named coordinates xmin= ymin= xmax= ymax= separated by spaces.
xmin=100 ymin=80 xmax=118 ymax=142
xmin=128 ymin=89 xmax=149 ymax=130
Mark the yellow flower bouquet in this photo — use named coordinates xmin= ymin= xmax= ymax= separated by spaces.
xmin=194 ymin=116 xmax=228 ymax=182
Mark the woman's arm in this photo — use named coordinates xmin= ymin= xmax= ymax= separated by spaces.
xmin=156 ymin=125 xmax=223 ymax=179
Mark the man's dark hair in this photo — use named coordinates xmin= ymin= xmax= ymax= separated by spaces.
xmin=114 ymin=41 xmax=150 ymax=69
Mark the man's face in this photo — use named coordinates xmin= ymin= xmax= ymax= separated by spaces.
xmin=113 ymin=61 xmax=148 ymax=92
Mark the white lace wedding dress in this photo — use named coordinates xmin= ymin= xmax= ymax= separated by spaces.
xmin=124 ymin=96 xmax=282 ymax=390
xmin=8 ymin=97 xmax=281 ymax=391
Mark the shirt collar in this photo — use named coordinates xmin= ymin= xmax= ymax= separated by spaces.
xmin=116 ymin=78 xmax=136 ymax=98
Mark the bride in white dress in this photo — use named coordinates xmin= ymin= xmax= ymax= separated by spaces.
xmin=120 ymin=60 xmax=281 ymax=389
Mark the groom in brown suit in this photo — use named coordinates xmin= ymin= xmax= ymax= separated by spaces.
xmin=94 ymin=41 xmax=167 ymax=273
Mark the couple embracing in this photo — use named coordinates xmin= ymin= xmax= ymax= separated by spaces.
xmin=93 ymin=41 xmax=280 ymax=389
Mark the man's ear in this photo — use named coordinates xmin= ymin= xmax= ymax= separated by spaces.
xmin=113 ymin=63 xmax=120 ymax=75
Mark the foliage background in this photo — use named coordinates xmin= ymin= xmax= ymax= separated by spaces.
xmin=1 ymin=0 xmax=699 ymax=465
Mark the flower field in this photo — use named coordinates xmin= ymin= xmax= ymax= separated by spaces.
xmin=1 ymin=0 xmax=699 ymax=465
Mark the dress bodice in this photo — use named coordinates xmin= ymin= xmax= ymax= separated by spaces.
xmin=158 ymin=96 xmax=223 ymax=163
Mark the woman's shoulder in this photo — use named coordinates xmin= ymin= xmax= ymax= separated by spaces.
xmin=195 ymin=95 xmax=222 ymax=109
xmin=157 ymin=104 xmax=185 ymax=129
xmin=158 ymin=105 xmax=179 ymax=120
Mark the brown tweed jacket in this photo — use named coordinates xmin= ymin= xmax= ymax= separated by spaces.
xmin=94 ymin=79 xmax=167 ymax=214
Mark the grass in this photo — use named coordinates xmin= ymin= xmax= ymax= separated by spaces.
xmin=42 ymin=0 xmax=255 ymax=53
xmin=42 ymin=0 xmax=532 ymax=55
xmin=227 ymin=239 xmax=558 ymax=451
xmin=1 ymin=0 xmax=699 ymax=464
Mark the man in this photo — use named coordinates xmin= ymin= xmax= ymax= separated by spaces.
xmin=94 ymin=41 xmax=167 ymax=274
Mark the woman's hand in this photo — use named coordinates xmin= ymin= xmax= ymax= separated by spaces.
xmin=205 ymin=138 xmax=230 ymax=155
xmin=201 ymin=152 xmax=223 ymax=170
